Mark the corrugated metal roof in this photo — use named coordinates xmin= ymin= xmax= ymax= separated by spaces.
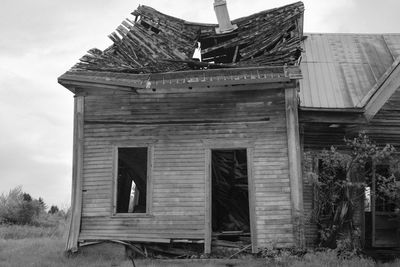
xmin=299 ymin=33 xmax=400 ymax=109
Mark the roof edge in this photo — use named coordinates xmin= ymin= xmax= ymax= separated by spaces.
xmin=362 ymin=56 xmax=400 ymax=121
xmin=58 ymin=65 xmax=302 ymax=93
xmin=299 ymin=107 xmax=365 ymax=113
xmin=304 ymin=32 xmax=400 ymax=36
xmin=358 ymin=56 xmax=400 ymax=108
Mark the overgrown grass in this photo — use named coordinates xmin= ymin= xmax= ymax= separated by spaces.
xmin=0 ymin=221 xmax=67 ymax=239
xmin=0 ymin=237 xmax=266 ymax=267
xmin=0 ymin=209 xmax=69 ymax=240
xmin=1 ymin=236 xmax=399 ymax=267
xmin=0 ymin=224 xmax=399 ymax=266
xmin=0 ymin=238 xmax=131 ymax=267
xmin=380 ymin=259 xmax=400 ymax=267
xmin=289 ymin=250 xmax=375 ymax=267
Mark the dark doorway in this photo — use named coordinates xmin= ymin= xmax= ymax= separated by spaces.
xmin=211 ymin=149 xmax=251 ymax=246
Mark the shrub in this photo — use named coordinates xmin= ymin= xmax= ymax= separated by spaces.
xmin=0 ymin=186 xmax=47 ymax=225
xmin=307 ymin=132 xmax=398 ymax=251
xmin=0 ymin=186 xmax=24 ymax=224
xmin=49 ymin=205 xmax=59 ymax=214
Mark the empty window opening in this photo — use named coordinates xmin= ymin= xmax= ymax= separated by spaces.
xmin=116 ymin=147 xmax=148 ymax=213
xmin=211 ymin=149 xmax=250 ymax=244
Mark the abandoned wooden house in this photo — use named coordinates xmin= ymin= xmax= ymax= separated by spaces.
xmin=58 ymin=1 xmax=400 ymax=254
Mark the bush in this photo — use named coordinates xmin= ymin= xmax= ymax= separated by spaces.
xmin=0 ymin=186 xmax=47 ymax=225
xmin=306 ymin=132 xmax=398 ymax=250
xmin=49 ymin=205 xmax=59 ymax=214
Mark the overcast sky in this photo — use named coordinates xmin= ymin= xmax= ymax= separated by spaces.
xmin=1 ymin=0 xmax=399 ymax=209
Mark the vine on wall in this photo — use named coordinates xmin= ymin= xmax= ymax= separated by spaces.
xmin=305 ymin=132 xmax=399 ymax=252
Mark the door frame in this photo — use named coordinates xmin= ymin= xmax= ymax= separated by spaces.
xmin=203 ymin=140 xmax=257 ymax=253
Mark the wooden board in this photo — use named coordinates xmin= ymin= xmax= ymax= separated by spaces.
xmin=66 ymin=95 xmax=85 ymax=252
xmin=285 ymin=88 xmax=305 ymax=247
xmin=78 ymin=87 xmax=295 ymax=249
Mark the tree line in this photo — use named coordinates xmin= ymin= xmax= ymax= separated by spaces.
xmin=0 ymin=186 xmax=67 ymax=225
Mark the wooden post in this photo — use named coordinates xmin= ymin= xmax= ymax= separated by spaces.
xmin=285 ymin=88 xmax=305 ymax=247
xmin=66 ymin=95 xmax=84 ymax=253
xmin=247 ymin=148 xmax=258 ymax=253
xmin=204 ymin=149 xmax=212 ymax=254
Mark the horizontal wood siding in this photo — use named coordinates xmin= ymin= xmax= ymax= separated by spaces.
xmin=254 ymin=137 xmax=294 ymax=247
xmin=80 ymin=88 xmax=293 ymax=247
xmin=366 ymin=88 xmax=400 ymax=147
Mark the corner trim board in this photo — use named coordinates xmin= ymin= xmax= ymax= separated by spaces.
xmin=66 ymin=95 xmax=85 ymax=253
xmin=285 ymin=88 xmax=305 ymax=247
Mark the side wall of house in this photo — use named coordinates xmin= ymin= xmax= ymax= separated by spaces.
xmin=300 ymin=86 xmax=400 ymax=247
xmin=79 ymin=87 xmax=295 ymax=248
xmin=365 ymin=87 xmax=400 ymax=147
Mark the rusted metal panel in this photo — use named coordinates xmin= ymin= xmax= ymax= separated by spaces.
xmin=300 ymin=33 xmax=400 ymax=109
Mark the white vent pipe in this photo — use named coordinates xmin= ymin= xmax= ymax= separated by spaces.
xmin=214 ymin=0 xmax=237 ymax=34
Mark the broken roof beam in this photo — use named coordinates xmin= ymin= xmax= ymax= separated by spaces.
xmin=70 ymin=2 xmax=304 ymax=74
xmin=363 ymin=56 xmax=400 ymax=121
xmin=199 ymin=1 xmax=304 ymax=66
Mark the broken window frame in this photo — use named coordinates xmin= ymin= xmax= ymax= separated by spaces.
xmin=112 ymin=144 xmax=154 ymax=217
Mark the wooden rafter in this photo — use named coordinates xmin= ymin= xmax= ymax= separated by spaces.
xmin=69 ymin=2 xmax=304 ymax=74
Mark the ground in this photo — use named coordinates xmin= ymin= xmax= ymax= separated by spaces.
xmin=0 ymin=225 xmax=399 ymax=266
xmin=0 ymin=237 xmax=266 ymax=267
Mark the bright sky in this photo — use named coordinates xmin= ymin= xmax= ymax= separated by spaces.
xmin=1 ymin=0 xmax=399 ymax=209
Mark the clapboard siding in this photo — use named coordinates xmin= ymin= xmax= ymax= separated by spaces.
xmin=80 ymin=88 xmax=294 ymax=247
xmin=366 ymin=88 xmax=400 ymax=147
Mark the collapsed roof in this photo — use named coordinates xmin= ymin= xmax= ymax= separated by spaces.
xmin=71 ymin=2 xmax=304 ymax=74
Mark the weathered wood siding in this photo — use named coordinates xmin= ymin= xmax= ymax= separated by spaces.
xmin=366 ymin=87 xmax=400 ymax=146
xmin=79 ymin=88 xmax=294 ymax=248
